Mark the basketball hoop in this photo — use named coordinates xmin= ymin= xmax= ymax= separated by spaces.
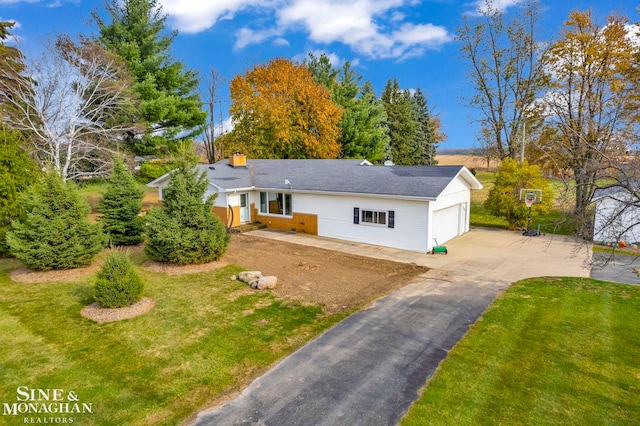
xmin=524 ymin=192 xmax=536 ymax=208
xmin=519 ymin=189 xmax=542 ymax=237
xmin=519 ymin=188 xmax=542 ymax=207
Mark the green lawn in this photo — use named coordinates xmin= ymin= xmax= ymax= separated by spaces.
xmin=0 ymin=253 xmax=346 ymax=425
xmin=401 ymin=277 xmax=640 ymax=425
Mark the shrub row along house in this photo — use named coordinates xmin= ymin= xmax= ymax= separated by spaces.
xmin=148 ymin=154 xmax=482 ymax=253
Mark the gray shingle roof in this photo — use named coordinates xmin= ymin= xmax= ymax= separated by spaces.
xmin=195 ymin=159 xmax=480 ymax=200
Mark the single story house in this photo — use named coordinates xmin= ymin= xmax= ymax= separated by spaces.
xmin=148 ymin=154 xmax=483 ymax=253
xmin=592 ymin=184 xmax=640 ymax=244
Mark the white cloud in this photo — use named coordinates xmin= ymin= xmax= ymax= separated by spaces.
xmin=273 ymin=37 xmax=290 ymax=47
xmin=235 ymin=27 xmax=283 ymax=50
xmin=279 ymin=0 xmax=451 ymax=58
xmin=159 ymin=0 xmax=264 ymax=34
xmin=0 ymin=0 xmax=74 ymax=6
xmin=467 ymin=0 xmax=520 ymax=15
xmin=625 ymin=24 xmax=640 ymax=48
xmin=159 ymin=0 xmax=452 ymax=59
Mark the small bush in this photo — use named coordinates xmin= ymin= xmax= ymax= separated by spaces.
xmin=94 ymin=250 xmax=143 ymax=308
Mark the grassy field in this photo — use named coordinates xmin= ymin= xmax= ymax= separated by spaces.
xmin=435 ymin=154 xmax=501 ymax=171
xmin=0 ymin=253 xmax=346 ymax=425
xmin=401 ymin=277 xmax=640 ymax=425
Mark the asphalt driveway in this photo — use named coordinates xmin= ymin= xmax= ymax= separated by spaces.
xmin=590 ymin=252 xmax=640 ymax=285
xmin=191 ymin=228 xmax=591 ymax=426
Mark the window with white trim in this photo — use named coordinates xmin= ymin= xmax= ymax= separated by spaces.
xmin=353 ymin=207 xmax=395 ymax=228
xmin=260 ymin=192 xmax=292 ymax=216
xmin=362 ymin=210 xmax=386 ymax=225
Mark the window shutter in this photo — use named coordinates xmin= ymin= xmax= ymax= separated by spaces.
xmin=388 ymin=210 xmax=395 ymax=228
xmin=353 ymin=207 xmax=359 ymax=224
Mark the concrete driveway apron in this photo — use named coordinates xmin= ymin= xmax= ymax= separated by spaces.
xmin=191 ymin=228 xmax=591 ymax=426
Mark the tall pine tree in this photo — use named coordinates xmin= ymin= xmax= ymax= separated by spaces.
xmin=98 ymin=158 xmax=145 ymax=246
xmin=341 ymin=82 xmax=389 ymax=162
xmin=94 ymin=0 xmax=206 ymax=155
xmin=382 ymin=79 xmax=419 ymax=165
xmin=307 ymin=54 xmax=389 ymax=162
xmin=411 ymin=87 xmax=439 ymax=165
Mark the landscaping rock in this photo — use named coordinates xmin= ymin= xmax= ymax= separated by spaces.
xmin=230 ymin=275 xmax=237 ymax=281
xmin=257 ymin=276 xmax=278 ymax=290
xmin=238 ymin=271 xmax=262 ymax=283
xmin=236 ymin=271 xmax=277 ymax=290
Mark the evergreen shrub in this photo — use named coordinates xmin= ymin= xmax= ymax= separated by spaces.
xmin=6 ymin=172 xmax=106 ymax=270
xmin=98 ymin=159 xmax=145 ymax=246
xmin=144 ymin=162 xmax=230 ymax=264
xmin=0 ymin=130 xmax=38 ymax=257
xmin=94 ymin=250 xmax=143 ymax=308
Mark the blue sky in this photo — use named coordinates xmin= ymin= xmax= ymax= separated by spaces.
xmin=1 ymin=0 xmax=638 ymax=150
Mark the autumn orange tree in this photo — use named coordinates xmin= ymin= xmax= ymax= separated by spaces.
xmin=227 ymin=58 xmax=343 ymax=159
xmin=541 ymin=10 xmax=638 ymax=219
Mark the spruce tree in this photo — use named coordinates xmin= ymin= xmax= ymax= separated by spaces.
xmin=307 ymin=55 xmax=389 ymax=162
xmin=381 ymin=79 xmax=419 ymax=165
xmin=144 ymin=162 xmax=229 ymax=264
xmin=6 ymin=172 xmax=106 ymax=270
xmin=98 ymin=158 xmax=145 ymax=246
xmin=94 ymin=0 xmax=206 ymax=155
xmin=411 ymin=88 xmax=439 ymax=165
xmin=341 ymin=82 xmax=389 ymax=162
xmin=94 ymin=250 xmax=143 ymax=308
xmin=0 ymin=130 xmax=37 ymax=257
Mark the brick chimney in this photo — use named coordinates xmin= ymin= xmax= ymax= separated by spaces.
xmin=229 ymin=153 xmax=247 ymax=168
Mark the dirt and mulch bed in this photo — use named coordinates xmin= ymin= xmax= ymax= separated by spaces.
xmin=7 ymin=234 xmax=428 ymax=317
xmin=81 ymin=297 xmax=156 ymax=324
xmin=223 ymin=234 xmax=429 ymax=313
xmin=9 ymin=260 xmax=104 ymax=284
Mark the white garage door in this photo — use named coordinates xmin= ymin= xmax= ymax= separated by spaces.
xmin=432 ymin=204 xmax=461 ymax=245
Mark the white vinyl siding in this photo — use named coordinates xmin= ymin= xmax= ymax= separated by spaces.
xmin=593 ymin=195 xmax=640 ymax=243
xmin=294 ymin=193 xmax=429 ymax=252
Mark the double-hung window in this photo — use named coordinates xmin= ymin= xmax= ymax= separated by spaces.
xmin=259 ymin=192 xmax=292 ymax=216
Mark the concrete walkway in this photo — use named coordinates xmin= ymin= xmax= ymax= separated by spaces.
xmin=191 ymin=228 xmax=591 ymax=426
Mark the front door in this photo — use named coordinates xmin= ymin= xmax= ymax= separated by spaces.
xmin=240 ymin=193 xmax=250 ymax=223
